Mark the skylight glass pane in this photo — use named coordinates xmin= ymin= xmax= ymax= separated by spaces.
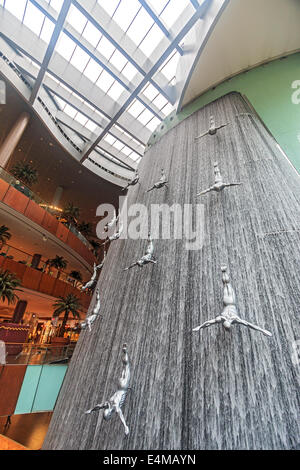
xmin=160 ymin=0 xmax=190 ymax=28
xmin=4 ymin=0 xmax=27 ymax=21
xmin=64 ymin=104 xmax=77 ymax=118
xmin=146 ymin=116 xmax=161 ymax=131
xmin=147 ymin=0 xmax=169 ymax=15
xmin=85 ymin=120 xmax=98 ymax=133
xmin=96 ymin=70 xmax=114 ymax=93
xmin=82 ymin=21 xmax=102 ymax=48
xmin=74 ymin=112 xmax=88 ymax=126
xmin=70 ymin=46 xmax=90 ymax=72
xmin=142 ymin=83 xmax=159 ymax=101
xmin=83 ymin=59 xmax=103 ymax=82
xmin=40 ymin=17 xmax=55 ymax=43
xmin=113 ymin=140 xmax=124 ymax=151
xmin=49 ymin=0 xmax=64 ymax=12
xmin=139 ymin=24 xmax=165 ymax=55
xmin=23 ymin=2 xmax=45 ymax=36
xmin=160 ymin=52 xmax=180 ymax=80
xmin=97 ymin=0 xmax=120 ymax=17
xmin=104 ymin=134 xmax=116 ymax=145
xmin=113 ymin=0 xmax=141 ymax=32
xmin=152 ymin=94 xmax=168 ymax=110
xmin=137 ymin=109 xmax=155 ymax=125
xmin=161 ymin=102 xmax=174 ymax=116
xmin=109 ymin=50 xmax=127 ymax=72
xmin=96 ymin=36 xmax=115 ymax=60
xmin=128 ymin=100 xmax=145 ymax=118
xmin=130 ymin=152 xmax=141 ymax=162
xmin=121 ymin=62 xmax=137 ymax=81
xmin=126 ymin=9 xmax=154 ymax=45
xmin=67 ymin=5 xmax=87 ymax=34
xmin=107 ymin=81 xmax=125 ymax=100
xmin=55 ymin=33 xmax=76 ymax=61
xmin=121 ymin=146 xmax=132 ymax=156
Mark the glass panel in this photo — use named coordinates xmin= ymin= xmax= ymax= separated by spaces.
xmin=113 ymin=140 xmax=124 ymax=151
xmin=107 ymin=81 xmax=125 ymax=100
xmin=95 ymin=70 xmax=114 ymax=93
xmin=85 ymin=120 xmax=98 ymax=132
xmin=146 ymin=116 xmax=161 ymax=131
xmin=82 ymin=21 xmax=102 ymax=48
xmin=97 ymin=0 xmax=120 ymax=17
xmin=83 ymin=59 xmax=103 ymax=83
xmin=74 ymin=112 xmax=88 ymax=126
xmin=67 ymin=4 xmax=87 ymax=34
xmin=161 ymin=102 xmax=174 ymax=116
xmin=109 ymin=50 xmax=127 ymax=72
xmin=142 ymin=83 xmax=159 ymax=101
xmin=112 ymin=0 xmax=141 ymax=32
xmin=70 ymin=46 xmax=90 ymax=73
xmin=49 ymin=0 xmax=64 ymax=12
xmin=126 ymin=9 xmax=154 ymax=45
xmin=137 ymin=108 xmax=155 ymax=125
xmin=121 ymin=62 xmax=138 ymax=81
xmin=104 ymin=134 xmax=116 ymax=145
xmin=40 ymin=17 xmax=55 ymax=43
xmin=160 ymin=0 xmax=190 ymax=28
xmin=4 ymin=0 xmax=27 ymax=22
xmin=64 ymin=104 xmax=77 ymax=118
xmin=55 ymin=32 xmax=76 ymax=61
xmin=96 ymin=36 xmax=115 ymax=60
xmin=147 ymin=0 xmax=170 ymax=15
xmin=139 ymin=24 xmax=164 ymax=56
xmin=23 ymin=2 xmax=45 ymax=36
xmin=128 ymin=100 xmax=145 ymax=118
xmin=152 ymin=94 xmax=168 ymax=110
xmin=121 ymin=146 xmax=132 ymax=156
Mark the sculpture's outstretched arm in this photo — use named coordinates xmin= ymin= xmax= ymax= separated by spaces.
xmin=195 ymin=130 xmax=209 ymax=141
xmin=116 ymin=406 xmax=129 ymax=435
xmin=146 ymin=185 xmax=155 ymax=193
xmin=236 ymin=318 xmax=272 ymax=337
xmin=196 ymin=185 xmax=215 ymax=197
xmin=216 ymin=123 xmax=229 ymax=131
xmin=85 ymin=402 xmax=108 ymax=414
xmin=193 ymin=317 xmax=219 ymax=331
xmin=123 ymin=262 xmax=138 ymax=271
xmin=223 ymin=182 xmax=242 ymax=188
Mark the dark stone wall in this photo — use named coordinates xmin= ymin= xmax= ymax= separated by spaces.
xmin=43 ymin=93 xmax=300 ymax=450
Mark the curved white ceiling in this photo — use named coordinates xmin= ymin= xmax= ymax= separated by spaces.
xmin=180 ymin=0 xmax=300 ymax=108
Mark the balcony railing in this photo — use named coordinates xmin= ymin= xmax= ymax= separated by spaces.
xmin=0 ymin=165 xmax=93 ymax=251
xmin=2 ymin=342 xmax=76 ymax=365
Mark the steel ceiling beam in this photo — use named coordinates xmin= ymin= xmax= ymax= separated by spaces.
xmin=81 ymin=0 xmax=213 ymax=162
xmin=29 ymin=0 xmax=71 ymax=104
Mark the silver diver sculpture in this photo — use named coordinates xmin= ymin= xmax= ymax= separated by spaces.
xmin=104 ymin=209 xmax=119 ymax=232
xmin=196 ymin=162 xmax=242 ymax=197
xmin=101 ymin=223 xmax=123 ymax=247
xmin=195 ymin=115 xmax=229 ymax=140
xmin=85 ymin=343 xmax=131 ymax=435
xmin=81 ymin=288 xmax=101 ymax=331
xmin=146 ymin=169 xmax=168 ymax=192
xmin=122 ymin=170 xmax=139 ymax=192
xmin=193 ymin=266 xmax=272 ymax=337
xmin=81 ymin=258 xmax=105 ymax=291
xmin=123 ymin=233 xmax=157 ymax=270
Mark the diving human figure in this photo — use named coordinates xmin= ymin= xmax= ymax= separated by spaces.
xmin=85 ymin=344 xmax=130 ymax=435
xmin=104 ymin=210 xmax=119 ymax=232
xmin=195 ymin=115 xmax=229 ymax=140
xmin=196 ymin=162 xmax=242 ymax=197
xmin=146 ymin=169 xmax=168 ymax=192
xmin=81 ymin=261 xmax=104 ymax=291
xmin=122 ymin=170 xmax=139 ymax=192
xmin=193 ymin=266 xmax=272 ymax=337
xmin=101 ymin=223 xmax=123 ymax=247
xmin=124 ymin=233 xmax=157 ymax=270
xmin=81 ymin=288 xmax=101 ymax=331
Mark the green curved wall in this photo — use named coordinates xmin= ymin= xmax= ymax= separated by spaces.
xmin=148 ymin=52 xmax=300 ymax=173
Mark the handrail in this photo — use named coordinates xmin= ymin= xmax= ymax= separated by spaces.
xmin=2 ymin=341 xmax=77 ymax=365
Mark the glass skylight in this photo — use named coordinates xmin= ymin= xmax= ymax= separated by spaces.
xmin=112 ymin=0 xmax=141 ymax=32
xmin=70 ymin=46 xmax=90 ymax=73
xmin=40 ymin=17 xmax=55 ymax=44
xmin=97 ymin=0 xmax=121 ymax=18
xmin=82 ymin=21 xmax=102 ymax=48
xmin=67 ymin=5 xmax=87 ymax=35
xmin=83 ymin=59 xmax=103 ymax=83
xmin=96 ymin=70 xmax=115 ymax=93
xmin=4 ymin=0 xmax=27 ymax=21
xmin=55 ymin=33 xmax=76 ymax=61
xmin=126 ymin=9 xmax=154 ymax=45
xmin=23 ymin=2 xmax=45 ymax=37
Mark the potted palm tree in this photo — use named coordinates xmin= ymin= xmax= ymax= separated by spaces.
xmin=52 ymin=294 xmax=82 ymax=341
xmin=62 ymin=202 xmax=80 ymax=228
xmin=69 ymin=270 xmax=82 ymax=287
xmin=0 ymin=225 xmax=11 ymax=251
xmin=47 ymin=256 xmax=68 ymax=279
xmin=0 ymin=269 xmax=27 ymax=354
xmin=11 ymin=161 xmax=38 ymax=187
